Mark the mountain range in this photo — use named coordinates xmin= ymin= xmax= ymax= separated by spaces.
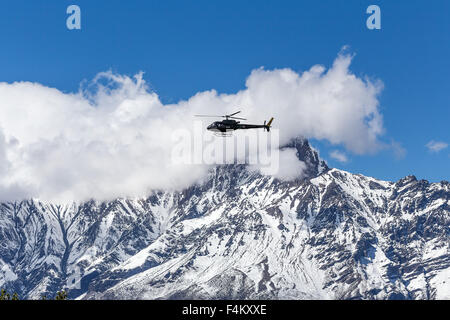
xmin=0 ymin=138 xmax=448 ymax=300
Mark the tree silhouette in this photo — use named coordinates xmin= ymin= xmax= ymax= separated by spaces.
xmin=55 ymin=290 xmax=68 ymax=300
xmin=0 ymin=289 xmax=19 ymax=300
xmin=1 ymin=288 xmax=68 ymax=300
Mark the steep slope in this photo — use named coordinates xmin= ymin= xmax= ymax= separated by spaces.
xmin=0 ymin=197 xmax=173 ymax=299
xmin=0 ymin=139 xmax=448 ymax=300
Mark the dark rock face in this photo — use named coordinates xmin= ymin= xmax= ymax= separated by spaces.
xmin=0 ymin=139 xmax=448 ymax=300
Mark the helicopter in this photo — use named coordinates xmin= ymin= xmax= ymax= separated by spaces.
xmin=195 ymin=111 xmax=274 ymax=136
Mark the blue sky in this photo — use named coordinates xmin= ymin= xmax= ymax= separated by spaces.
xmin=0 ymin=0 xmax=448 ymax=182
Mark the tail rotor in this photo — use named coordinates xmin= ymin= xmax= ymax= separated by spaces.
xmin=264 ymin=117 xmax=274 ymax=132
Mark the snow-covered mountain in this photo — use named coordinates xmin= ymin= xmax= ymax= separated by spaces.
xmin=0 ymin=139 xmax=449 ymax=300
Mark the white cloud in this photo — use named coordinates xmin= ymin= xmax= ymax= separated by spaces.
xmin=0 ymin=52 xmax=386 ymax=202
xmin=426 ymin=140 xmax=448 ymax=153
xmin=329 ymin=150 xmax=348 ymax=163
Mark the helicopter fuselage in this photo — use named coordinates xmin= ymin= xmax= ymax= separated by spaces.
xmin=207 ymin=119 xmax=269 ymax=133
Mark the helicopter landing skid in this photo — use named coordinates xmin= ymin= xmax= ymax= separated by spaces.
xmin=214 ymin=132 xmax=233 ymax=137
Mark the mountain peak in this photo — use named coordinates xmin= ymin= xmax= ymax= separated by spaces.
xmin=396 ymin=175 xmax=418 ymax=187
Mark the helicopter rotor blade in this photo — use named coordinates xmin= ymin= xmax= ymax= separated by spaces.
xmin=228 ymin=111 xmax=241 ymax=117
xmin=195 ymin=111 xmax=246 ymax=120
